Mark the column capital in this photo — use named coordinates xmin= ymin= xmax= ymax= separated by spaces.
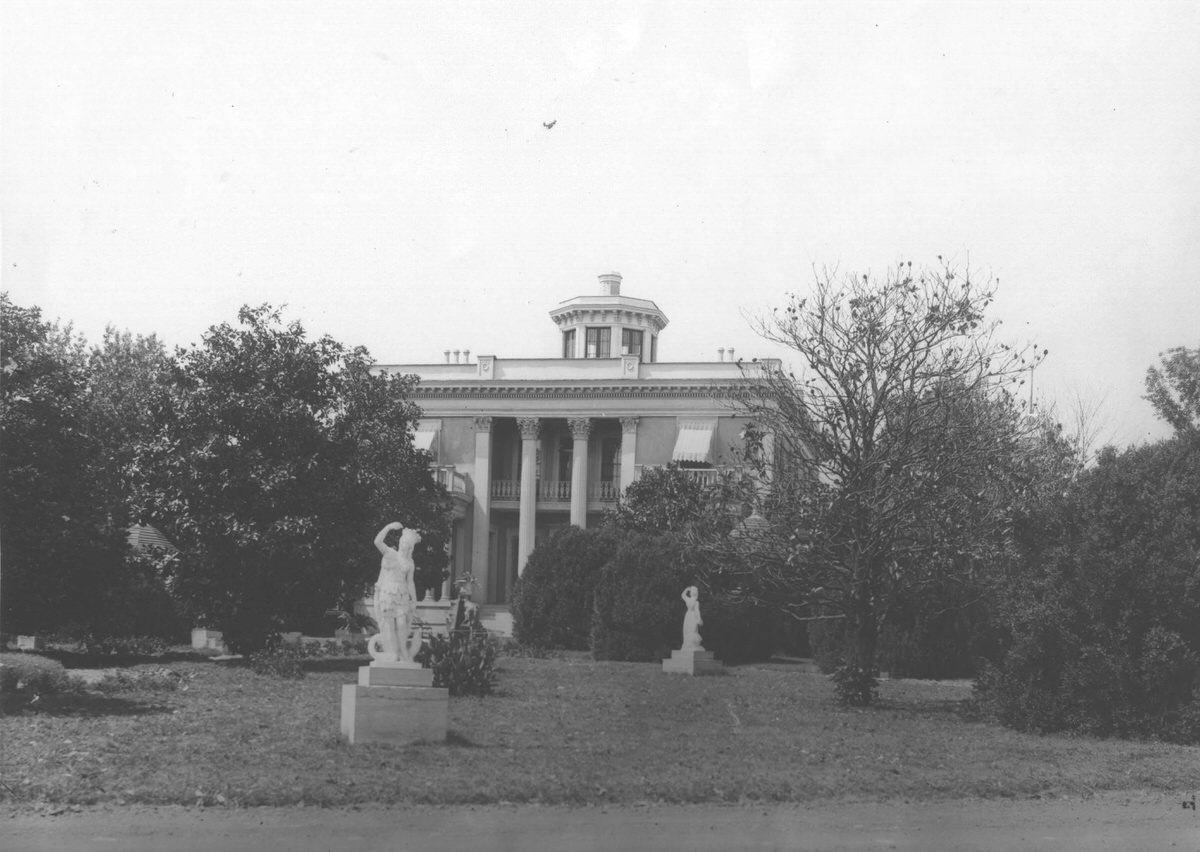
xmin=472 ymin=416 xmax=493 ymax=433
xmin=568 ymin=417 xmax=593 ymax=439
xmin=517 ymin=417 xmax=542 ymax=440
xmin=620 ymin=416 xmax=640 ymax=434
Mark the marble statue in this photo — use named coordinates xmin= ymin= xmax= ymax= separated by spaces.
xmin=680 ymin=586 xmax=704 ymax=651
xmin=368 ymin=522 xmax=423 ymax=663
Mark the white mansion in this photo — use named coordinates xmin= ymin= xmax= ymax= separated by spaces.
xmin=374 ymin=273 xmax=779 ymax=608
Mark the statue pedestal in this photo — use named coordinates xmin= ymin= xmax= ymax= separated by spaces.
xmin=340 ymin=663 xmax=448 ymax=745
xmin=662 ymin=647 xmax=726 ymax=676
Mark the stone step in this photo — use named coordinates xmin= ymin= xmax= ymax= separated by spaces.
xmin=475 ymin=605 xmax=514 ymax=638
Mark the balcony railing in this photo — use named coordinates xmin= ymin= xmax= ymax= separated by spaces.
xmin=492 ymin=479 xmax=520 ymax=500
xmin=589 ymin=481 xmax=619 ymax=501
xmin=539 ymin=480 xmax=571 ymax=501
xmin=490 ymin=479 xmax=619 ymax=503
xmin=430 ymin=464 xmax=469 ymax=495
xmin=634 ymin=465 xmax=739 ymax=487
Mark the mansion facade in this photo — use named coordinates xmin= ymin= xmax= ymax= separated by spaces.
xmin=374 ymin=273 xmax=778 ymax=607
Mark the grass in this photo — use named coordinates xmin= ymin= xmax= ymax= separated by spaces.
xmin=1 ymin=651 xmax=1197 ymax=808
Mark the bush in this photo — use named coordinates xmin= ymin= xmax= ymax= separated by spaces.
xmin=830 ymin=663 xmax=879 ymax=706
xmin=89 ymin=550 xmax=189 ymax=641
xmin=249 ymin=639 xmax=306 ymax=679
xmin=590 ymin=532 xmax=781 ymax=664
xmin=977 ymin=438 xmax=1200 ymax=743
xmin=511 ymin=527 xmax=618 ymax=650
xmin=690 ymin=599 xmax=778 ymax=665
xmin=94 ymin=666 xmax=187 ymax=694
xmin=296 ymin=637 xmax=368 ymax=658
xmin=76 ymin=633 xmax=172 ymax=658
xmin=808 ymin=590 xmax=992 ymax=680
xmin=590 ymin=533 xmax=694 ymax=662
xmin=418 ymin=624 xmax=498 ymax=696
xmin=0 ymin=652 xmax=77 ymax=707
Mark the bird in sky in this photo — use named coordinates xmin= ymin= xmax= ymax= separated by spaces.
xmin=543 ymin=120 xmax=556 ymax=129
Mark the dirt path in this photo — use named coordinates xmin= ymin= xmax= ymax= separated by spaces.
xmin=4 ymin=793 xmax=1199 ymax=852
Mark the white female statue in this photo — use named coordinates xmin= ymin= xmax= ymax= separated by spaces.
xmin=368 ymin=521 xmax=423 ymax=663
xmin=681 ymin=585 xmax=705 ymax=651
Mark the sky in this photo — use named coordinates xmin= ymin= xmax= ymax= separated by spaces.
xmin=3 ymin=0 xmax=1198 ymax=447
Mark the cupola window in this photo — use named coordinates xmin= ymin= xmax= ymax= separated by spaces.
xmin=621 ymin=329 xmax=644 ymax=359
xmin=585 ymin=327 xmax=611 ymax=359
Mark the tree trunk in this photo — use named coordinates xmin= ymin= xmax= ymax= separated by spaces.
xmin=838 ymin=570 xmax=880 ymax=705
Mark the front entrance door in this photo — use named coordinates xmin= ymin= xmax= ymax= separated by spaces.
xmin=488 ymin=525 xmax=521 ymax=604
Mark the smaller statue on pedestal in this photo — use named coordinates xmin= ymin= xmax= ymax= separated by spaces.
xmin=680 ymin=585 xmax=704 ymax=651
xmin=369 ymin=522 xmax=423 ymax=663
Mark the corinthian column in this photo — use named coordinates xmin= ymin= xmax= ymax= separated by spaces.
xmin=470 ymin=417 xmax=493 ymax=601
xmin=516 ymin=417 xmax=541 ymax=576
xmin=619 ymin=417 xmax=640 ymax=494
xmin=568 ymin=417 xmax=592 ymax=528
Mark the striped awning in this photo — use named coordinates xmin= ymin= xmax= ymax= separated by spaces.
xmin=127 ymin=524 xmax=178 ymax=554
xmin=413 ymin=429 xmax=438 ymax=453
xmin=672 ymin=420 xmax=716 ymax=463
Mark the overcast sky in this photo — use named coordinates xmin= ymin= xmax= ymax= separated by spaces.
xmin=4 ymin=0 xmax=1198 ymax=446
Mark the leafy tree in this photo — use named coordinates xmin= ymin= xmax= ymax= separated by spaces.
xmin=604 ymin=466 xmax=781 ymax=662
xmin=725 ymin=261 xmax=1050 ymax=702
xmin=609 ymin=462 xmax=753 ymax=536
xmin=0 ymin=294 xmax=129 ymax=634
xmin=611 ymin=464 xmax=709 ymax=533
xmin=978 ymin=437 xmax=1200 ymax=742
xmin=976 ymin=345 xmax=1200 ymax=741
xmin=83 ymin=327 xmax=175 ymax=507
xmin=1145 ymin=344 xmax=1200 ymax=437
xmin=131 ymin=305 xmax=449 ymax=652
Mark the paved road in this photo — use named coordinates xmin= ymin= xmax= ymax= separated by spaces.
xmin=4 ymin=794 xmax=1199 ymax=851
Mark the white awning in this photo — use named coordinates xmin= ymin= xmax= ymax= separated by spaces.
xmin=672 ymin=420 xmax=716 ymax=463
xmin=413 ymin=429 xmax=438 ymax=453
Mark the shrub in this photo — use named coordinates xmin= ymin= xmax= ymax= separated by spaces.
xmin=76 ymin=633 xmax=172 ymax=658
xmin=590 ymin=532 xmax=781 ymax=664
xmin=590 ymin=533 xmax=694 ymax=662
xmin=94 ymin=666 xmax=187 ymax=694
xmin=296 ymin=637 xmax=368 ymax=658
xmin=809 ymin=590 xmax=992 ymax=680
xmin=89 ymin=550 xmax=189 ymax=641
xmin=0 ymin=652 xmax=77 ymax=706
xmin=830 ymin=663 xmax=879 ymax=706
xmin=418 ymin=624 xmax=498 ymax=696
xmin=511 ymin=527 xmax=618 ymax=650
xmin=978 ymin=438 xmax=1200 ymax=743
xmin=249 ymin=639 xmax=306 ymax=679
xmin=690 ymin=599 xmax=778 ymax=665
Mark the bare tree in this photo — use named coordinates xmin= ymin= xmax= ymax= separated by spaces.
xmin=714 ymin=260 xmax=1057 ymax=703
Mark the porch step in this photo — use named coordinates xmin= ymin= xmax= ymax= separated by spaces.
xmin=475 ymin=605 xmax=513 ymax=638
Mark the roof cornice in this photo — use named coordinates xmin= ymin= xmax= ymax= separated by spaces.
xmin=410 ymin=381 xmax=748 ymax=400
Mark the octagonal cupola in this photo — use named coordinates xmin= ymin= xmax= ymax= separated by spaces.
xmin=550 ymin=273 xmax=669 ymax=362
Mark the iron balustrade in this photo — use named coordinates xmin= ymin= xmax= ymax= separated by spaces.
xmin=430 ymin=465 xmax=468 ymax=494
xmin=489 ymin=479 xmax=619 ymax=503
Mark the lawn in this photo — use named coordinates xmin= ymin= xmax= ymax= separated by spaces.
xmin=2 ymin=651 xmax=1197 ymax=808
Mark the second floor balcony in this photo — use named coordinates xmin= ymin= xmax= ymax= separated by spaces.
xmin=430 ymin=463 xmax=750 ymax=508
xmin=491 ymin=479 xmax=620 ymax=506
xmin=430 ymin=464 xmax=469 ymax=496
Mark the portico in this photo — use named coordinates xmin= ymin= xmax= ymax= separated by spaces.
xmin=374 ymin=272 xmax=780 ymax=607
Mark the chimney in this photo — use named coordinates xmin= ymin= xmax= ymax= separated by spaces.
xmin=727 ymin=347 xmax=735 ymax=361
xmin=444 ymin=350 xmax=451 ymax=364
xmin=454 ymin=349 xmax=461 ymax=364
xmin=463 ymin=349 xmax=470 ymax=363
xmin=718 ymin=347 xmax=725 ymax=362
xmin=598 ymin=272 xmax=622 ymax=296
